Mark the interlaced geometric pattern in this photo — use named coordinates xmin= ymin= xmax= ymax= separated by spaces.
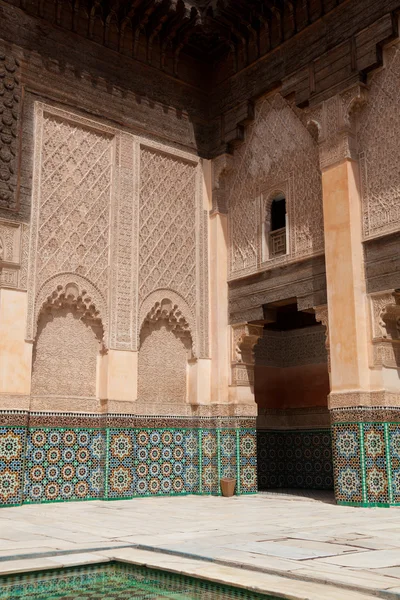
xmin=108 ymin=429 xmax=200 ymax=498
xmin=359 ymin=44 xmax=400 ymax=238
xmin=226 ymin=94 xmax=323 ymax=276
xmin=24 ymin=428 xmax=106 ymax=503
xmin=0 ymin=562 xmax=277 ymax=600
xmin=139 ymin=148 xmax=196 ymax=307
xmin=257 ymin=430 xmax=333 ymax=491
xmin=0 ymin=427 xmax=25 ymax=506
xmin=37 ymin=115 xmax=112 ymax=294
xmin=239 ymin=429 xmax=257 ymax=493
xmin=0 ymin=424 xmax=256 ymax=505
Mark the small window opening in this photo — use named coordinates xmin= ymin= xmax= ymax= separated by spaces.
xmin=269 ymin=194 xmax=287 ymax=257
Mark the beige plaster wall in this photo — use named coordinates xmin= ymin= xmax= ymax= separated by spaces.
xmin=0 ymin=289 xmax=32 ymax=396
xmin=322 ymin=160 xmax=370 ymax=393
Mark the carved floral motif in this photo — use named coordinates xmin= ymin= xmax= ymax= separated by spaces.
xmin=359 ymin=44 xmax=400 ymax=239
xmin=226 ymin=93 xmax=324 ymax=278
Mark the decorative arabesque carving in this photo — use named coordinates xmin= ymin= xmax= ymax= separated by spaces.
xmin=0 ymin=45 xmax=21 ymax=212
xmin=211 ymin=153 xmax=233 ymax=214
xmin=27 ymin=104 xmax=114 ymax=343
xmin=231 ymin=323 xmax=263 ymax=386
xmin=139 ymin=147 xmax=197 ymax=310
xmin=370 ymin=291 xmax=400 ymax=370
xmin=31 ymin=283 xmax=104 ymax=400
xmin=358 ymin=43 xmax=400 ymax=239
xmin=138 ymin=298 xmax=194 ymax=406
xmin=141 ymin=298 xmax=193 ymax=356
xmin=314 ymin=304 xmax=330 ymax=372
xmin=37 ymin=282 xmax=105 ymax=347
xmin=226 ymin=93 xmax=324 ymax=278
xmin=306 ymin=83 xmax=368 ymax=171
xmin=0 ymin=219 xmax=24 ymax=289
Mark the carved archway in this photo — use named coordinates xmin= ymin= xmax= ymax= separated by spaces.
xmin=138 ymin=289 xmax=196 ymax=356
xmin=29 ymin=273 xmax=108 ymax=346
xmin=31 ymin=279 xmax=107 ymax=404
xmin=138 ymin=294 xmax=195 ymax=408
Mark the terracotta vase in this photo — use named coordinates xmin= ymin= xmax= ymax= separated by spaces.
xmin=220 ymin=477 xmax=236 ymax=497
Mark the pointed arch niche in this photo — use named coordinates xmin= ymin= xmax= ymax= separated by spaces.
xmin=138 ymin=295 xmax=195 ymax=413
xmin=31 ymin=281 xmax=106 ymax=412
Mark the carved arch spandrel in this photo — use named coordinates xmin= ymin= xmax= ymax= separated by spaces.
xmin=138 ymin=289 xmax=197 ymax=357
xmin=28 ymin=273 xmax=108 ymax=347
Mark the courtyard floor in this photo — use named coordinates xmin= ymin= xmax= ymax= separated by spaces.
xmin=0 ymin=493 xmax=400 ymax=599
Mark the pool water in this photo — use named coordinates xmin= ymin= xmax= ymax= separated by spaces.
xmin=0 ymin=561 xmax=281 ymax=599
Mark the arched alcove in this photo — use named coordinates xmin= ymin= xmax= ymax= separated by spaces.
xmin=31 ymin=283 xmax=104 ymax=401
xmin=138 ymin=298 xmax=193 ymax=408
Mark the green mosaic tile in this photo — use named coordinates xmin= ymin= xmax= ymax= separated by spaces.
xmin=0 ymin=562 xmax=279 ymax=600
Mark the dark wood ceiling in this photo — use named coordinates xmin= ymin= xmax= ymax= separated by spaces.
xmin=12 ymin=0 xmax=346 ymax=77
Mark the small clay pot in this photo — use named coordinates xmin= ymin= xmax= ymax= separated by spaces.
xmin=220 ymin=477 xmax=236 ymax=497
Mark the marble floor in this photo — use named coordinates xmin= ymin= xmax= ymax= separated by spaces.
xmin=0 ymin=493 xmax=400 ymax=599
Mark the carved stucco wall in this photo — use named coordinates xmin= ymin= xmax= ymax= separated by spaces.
xmin=138 ymin=321 xmax=189 ymax=406
xmin=27 ymin=104 xmax=114 ymax=343
xmin=139 ymin=147 xmax=197 ymax=309
xmin=255 ymin=326 xmax=328 ymax=368
xmin=359 ymin=43 xmax=400 ymax=239
xmin=24 ymin=102 xmax=208 ymax=408
xmin=138 ymin=145 xmax=208 ymax=359
xmin=226 ymin=93 xmax=324 ymax=279
xmin=31 ymin=308 xmax=101 ymax=398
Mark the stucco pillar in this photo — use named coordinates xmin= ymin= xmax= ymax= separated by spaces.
xmin=321 ymin=160 xmax=371 ymax=402
xmin=0 ymin=289 xmax=32 ymax=407
xmin=309 ymin=84 xmax=371 ymax=409
xmin=209 ymin=156 xmax=231 ymax=405
xmin=309 ymin=85 xmax=400 ymax=506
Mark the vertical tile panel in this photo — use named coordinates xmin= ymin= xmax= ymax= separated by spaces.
xmin=332 ymin=423 xmax=363 ymax=504
xmin=0 ymin=426 xmax=26 ymax=506
xmin=239 ymin=429 xmax=257 ymax=493
xmin=364 ymin=423 xmax=389 ymax=505
xmin=107 ymin=429 xmax=137 ymax=499
xmin=201 ymin=430 xmax=218 ymax=494
xmin=389 ymin=423 xmax=400 ymax=504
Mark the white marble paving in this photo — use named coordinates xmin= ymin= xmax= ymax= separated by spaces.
xmin=0 ymin=494 xmax=400 ymax=598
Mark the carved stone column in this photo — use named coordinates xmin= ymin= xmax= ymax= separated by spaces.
xmin=229 ymin=323 xmax=263 ymax=410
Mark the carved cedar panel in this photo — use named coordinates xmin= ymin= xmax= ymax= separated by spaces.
xmin=227 ymin=93 xmax=324 ymax=278
xmin=27 ymin=104 xmax=115 ymax=342
xmin=359 ymin=44 xmax=400 ymax=239
xmin=0 ymin=44 xmax=21 ymax=212
xmin=139 ymin=147 xmax=197 ymax=309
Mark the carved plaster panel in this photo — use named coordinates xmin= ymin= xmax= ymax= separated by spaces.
xmin=226 ymin=93 xmax=324 ymax=279
xmin=370 ymin=290 xmax=400 ymax=369
xmin=0 ymin=218 xmax=26 ymax=289
xmin=359 ymin=43 xmax=400 ymax=239
xmin=0 ymin=43 xmax=21 ymax=213
xmin=231 ymin=323 xmax=263 ymax=387
xmin=138 ymin=143 xmax=208 ymax=358
xmin=306 ymin=84 xmax=368 ymax=171
xmin=27 ymin=103 xmax=115 ymax=345
xmin=255 ymin=326 xmax=328 ymax=369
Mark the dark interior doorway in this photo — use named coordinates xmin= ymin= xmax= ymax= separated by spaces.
xmin=254 ymin=300 xmax=334 ymax=492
